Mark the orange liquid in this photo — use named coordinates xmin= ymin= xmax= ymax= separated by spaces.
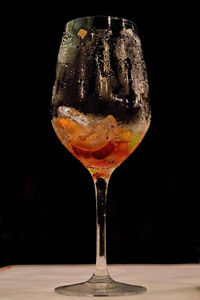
xmin=52 ymin=114 xmax=143 ymax=179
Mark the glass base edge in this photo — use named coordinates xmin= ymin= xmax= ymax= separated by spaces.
xmin=55 ymin=279 xmax=147 ymax=296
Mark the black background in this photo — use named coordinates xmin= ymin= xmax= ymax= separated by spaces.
xmin=1 ymin=2 xmax=199 ymax=267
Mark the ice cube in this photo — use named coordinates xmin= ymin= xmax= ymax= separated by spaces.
xmin=57 ymin=106 xmax=89 ymax=126
xmin=57 ymin=106 xmax=72 ymax=117
xmin=93 ymin=115 xmax=118 ymax=142
xmin=96 ymin=115 xmax=117 ymax=132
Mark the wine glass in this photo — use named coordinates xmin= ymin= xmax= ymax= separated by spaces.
xmin=51 ymin=15 xmax=151 ymax=296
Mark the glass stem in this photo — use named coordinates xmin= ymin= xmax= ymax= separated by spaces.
xmin=92 ymin=177 xmax=110 ymax=279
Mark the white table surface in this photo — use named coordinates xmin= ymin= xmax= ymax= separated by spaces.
xmin=0 ymin=264 xmax=199 ymax=299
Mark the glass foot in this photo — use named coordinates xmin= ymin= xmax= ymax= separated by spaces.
xmin=55 ymin=275 xmax=146 ymax=296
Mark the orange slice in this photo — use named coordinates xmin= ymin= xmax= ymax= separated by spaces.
xmin=77 ymin=29 xmax=87 ymax=39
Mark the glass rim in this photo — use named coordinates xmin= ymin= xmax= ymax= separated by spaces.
xmin=65 ymin=15 xmax=137 ymax=34
xmin=66 ymin=15 xmax=136 ymax=25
